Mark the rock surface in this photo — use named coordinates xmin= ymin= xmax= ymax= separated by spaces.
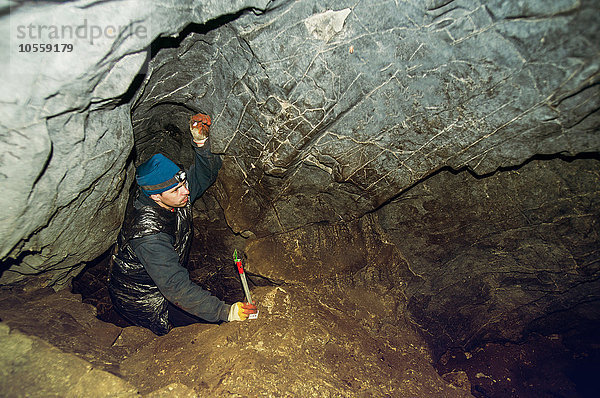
xmin=1 ymin=0 xmax=598 ymax=288
xmin=0 ymin=320 xmax=198 ymax=398
xmin=0 ymin=320 xmax=139 ymax=398
xmin=376 ymin=156 xmax=600 ymax=356
xmin=132 ymin=0 xmax=600 ymax=236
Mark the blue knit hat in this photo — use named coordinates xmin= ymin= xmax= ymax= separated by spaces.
xmin=136 ymin=154 xmax=182 ymax=195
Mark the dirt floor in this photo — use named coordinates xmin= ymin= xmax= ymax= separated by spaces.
xmin=3 ymin=275 xmax=596 ymax=397
xmin=0 ymin=279 xmax=470 ymax=397
xmin=1 ymin=214 xmax=597 ymax=397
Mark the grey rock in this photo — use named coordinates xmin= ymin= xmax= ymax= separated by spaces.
xmin=132 ymin=0 xmax=599 ymax=237
xmin=0 ymin=322 xmax=140 ymax=398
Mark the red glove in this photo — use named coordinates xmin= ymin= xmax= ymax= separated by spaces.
xmin=189 ymin=113 xmax=211 ymax=146
xmin=228 ymin=302 xmax=258 ymax=321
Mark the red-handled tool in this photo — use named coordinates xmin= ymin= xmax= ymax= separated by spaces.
xmin=233 ymin=250 xmax=258 ymax=319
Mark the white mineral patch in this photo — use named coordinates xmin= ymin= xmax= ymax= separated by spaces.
xmin=304 ymin=8 xmax=351 ymax=42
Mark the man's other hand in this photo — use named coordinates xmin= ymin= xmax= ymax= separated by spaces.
xmin=228 ymin=302 xmax=258 ymax=321
xmin=190 ymin=112 xmax=211 ymax=146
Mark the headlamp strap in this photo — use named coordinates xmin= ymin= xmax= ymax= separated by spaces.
xmin=140 ymin=170 xmax=186 ymax=191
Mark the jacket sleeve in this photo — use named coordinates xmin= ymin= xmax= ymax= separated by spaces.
xmin=188 ymin=139 xmax=222 ymax=203
xmin=130 ymin=233 xmax=230 ymax=322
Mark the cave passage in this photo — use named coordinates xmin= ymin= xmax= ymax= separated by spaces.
xmin=2 ymin=0 xmax=599 ymax=396
xmin=71 ymin=12 xmax=600 ymax=394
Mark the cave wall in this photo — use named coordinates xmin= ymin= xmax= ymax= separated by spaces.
xmin=231 ymin=156 xmax=600 ymax=356
xmin=378 ymin=156 xmax=600 ymax=355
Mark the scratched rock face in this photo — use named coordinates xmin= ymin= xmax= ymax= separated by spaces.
xmin=132 ymin=0 xmax=600 ymax=236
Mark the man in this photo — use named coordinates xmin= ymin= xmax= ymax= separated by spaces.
xmin=108 ymin=112 xmax=257 ymax=335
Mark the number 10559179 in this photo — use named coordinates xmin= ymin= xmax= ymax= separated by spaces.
xmin=18 ymin=43 xmax=73 ymax=52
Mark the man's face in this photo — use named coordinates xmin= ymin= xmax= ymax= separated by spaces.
xmin=151 ymin=181 xmax=189 ymax=209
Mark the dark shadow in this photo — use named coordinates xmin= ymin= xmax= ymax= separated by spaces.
xmin=71 ymin=249 xmax=132 ymax=328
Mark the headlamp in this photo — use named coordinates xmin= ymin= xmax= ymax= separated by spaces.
xmin=174 ymin=170 xmax=186 ymax=183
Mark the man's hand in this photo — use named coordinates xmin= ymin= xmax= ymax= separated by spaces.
xmin=228 ymin=302 xmax=258 ymax=322
xmin=190 ymin=112 xmax=211 ymax=146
